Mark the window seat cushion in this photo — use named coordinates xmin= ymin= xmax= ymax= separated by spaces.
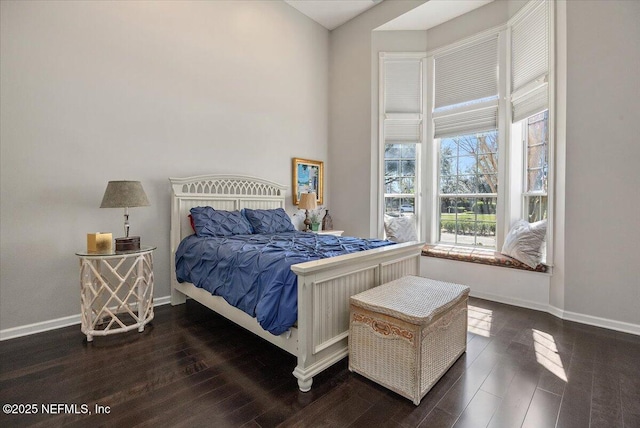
xmin=421 ymin=244 xmax=548 ymax=273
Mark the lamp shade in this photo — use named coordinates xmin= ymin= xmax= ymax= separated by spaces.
xmin=100 ymin=181 xmax=150 ymax=208
xmin=299 ymin=192 xmax=317 ymax=211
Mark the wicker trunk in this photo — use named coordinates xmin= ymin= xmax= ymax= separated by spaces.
xmin=349 ymin=276 xmax=470 ymax=405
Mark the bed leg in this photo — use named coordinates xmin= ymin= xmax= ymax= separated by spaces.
xmin=171 ymin=286 xmax=186 ymax=306
xmin=293 ymin=366 xmax=313 ymax=392
xmin=297 ymin=377 xmax=313 ymax=392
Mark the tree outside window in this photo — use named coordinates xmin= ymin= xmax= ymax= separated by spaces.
xmin=439 ymin=130 xmax=498 ymax=247
xmin=524 ymin=110 xmax=549 ymax=222
xmin=384 ymin=143 xmax=416 ymax=216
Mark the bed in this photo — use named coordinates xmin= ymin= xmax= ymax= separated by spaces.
xmin=170 ymin=174 xmax=423 ymax=391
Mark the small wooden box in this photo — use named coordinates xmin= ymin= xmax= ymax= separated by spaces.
xmin=87 ymin=233 xmax=112 ymax=252
xmin=115 ymin=236 xmax=140 ymax=252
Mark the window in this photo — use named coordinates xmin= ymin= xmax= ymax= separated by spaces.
xmin=379 ymin=53 xmax=425 ymax=236
xmin=524 ymin=110 xmax=549 ymax=222
xmin=385 ymin=143 xmax=417 ymax=215
xmin=511 ymin=0 xmax=552 ymax=262
xmin=439 ymin=130 xmax=498 ymax=246
xmin=378 ymin=0 xmax=553 ymax=258
xmin=430 ymin=32 xmax=501 ymax=248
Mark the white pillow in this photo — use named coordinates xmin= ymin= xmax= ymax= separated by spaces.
xmin=290 ymin=209 xmax=306 ymax=231
xmin=501 ymin=219 xmax=547 ymax=268
xmin=384 ymin=215 xmax=418 ymax=243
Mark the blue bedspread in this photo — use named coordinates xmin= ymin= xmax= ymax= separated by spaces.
xmin=175 ymin=231 xmax=393 ymax=335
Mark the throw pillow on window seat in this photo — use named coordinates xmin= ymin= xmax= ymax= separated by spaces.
xmin=384 ymin=215 xmax=418 ymax=243
xmin=501 ymin=219 xmax=547 ymax=268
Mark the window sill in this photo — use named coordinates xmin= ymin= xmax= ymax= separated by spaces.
xmin=421 ymin=244 xmax=549 ymax=273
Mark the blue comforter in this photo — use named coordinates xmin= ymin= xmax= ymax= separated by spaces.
xmin=175 ymin=231 xmax=393 ymax=335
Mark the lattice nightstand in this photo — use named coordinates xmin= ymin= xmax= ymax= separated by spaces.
xmin=76 ymin=246 xmax=155 ymax=341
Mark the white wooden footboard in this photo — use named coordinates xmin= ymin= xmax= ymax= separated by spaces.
xmin=291 ymin=241 xmax=423 ymax=391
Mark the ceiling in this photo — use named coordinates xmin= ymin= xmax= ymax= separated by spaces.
xmin=376 ymin=0 xmax=494 ymax=31
xmin=284 ymin=0 xmax=383 ymax=31
xmin=284 ymin=0 xmax=494 ymax=32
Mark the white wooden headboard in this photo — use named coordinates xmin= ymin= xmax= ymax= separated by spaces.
xmin=169 ymin=175 xmax=287 ymax=255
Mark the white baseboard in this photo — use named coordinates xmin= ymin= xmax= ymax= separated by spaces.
xmin=2 ymin=294 xmax=638 ymax=341
xmin=0 ymin=296 xmax=172 ymax=341
xmin=0 ymin=313 xmax=82 ymax=342
xmin=469 ymin=290 xmax=550 ymax=313
xmin=546 ymin=304 xmax=564 ymax=319
xmin=471 ymin=291 xmax=639 ymax=336
xmin=548 ymin=304 xmax=640 ymax=336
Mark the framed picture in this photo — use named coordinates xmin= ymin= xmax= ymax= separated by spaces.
xmin=292 ymin=158 xmax=323 ymax=205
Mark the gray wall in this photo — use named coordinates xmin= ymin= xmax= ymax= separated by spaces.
xmin=563 ymin=0 xmax=640 ymax=325
xmin=0 ymin=0 xmax=329 ymax=330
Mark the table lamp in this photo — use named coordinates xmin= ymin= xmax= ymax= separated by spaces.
xmin=298 ymin=192 xmax=317 ymax=232
xmin=100 ymin=180 xmax=150 ymax=251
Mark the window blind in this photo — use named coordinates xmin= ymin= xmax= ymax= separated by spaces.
xmin=433 ymin=105 xmax=498 ymax=139
xmin=434 ymin=35 xmax=499 ymax=110
xmin=384 ymin=119 xmax=421 ymax=142
xmin=512 ymin=82 xmax=548 ymax=122
xmin=384 ymin=60 xmax=422 ymax=114
xmin=382 ymin=56 xmax=424 ymax=144
xmin=511 ymin=0 xmax=549 ymax=122
xmin=432 ymin=34 xmax=499 ymax=138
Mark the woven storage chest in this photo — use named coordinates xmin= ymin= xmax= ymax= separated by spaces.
xmin=349 ymin=276 xmax=470 ymax=405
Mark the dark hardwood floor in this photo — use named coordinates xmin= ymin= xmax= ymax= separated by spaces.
xmin=1 ymin=297 xmax=639 ymax=427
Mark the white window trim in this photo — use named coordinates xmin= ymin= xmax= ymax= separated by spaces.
xmin=545 ymin=0 xmax=555 ymax=265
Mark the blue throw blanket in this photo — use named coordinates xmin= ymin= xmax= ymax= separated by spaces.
xmin=175 ymin=231 xmax=393 ymax=335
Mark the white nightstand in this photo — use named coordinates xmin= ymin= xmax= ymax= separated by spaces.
xmin=75 ymin=246 xmax=155 ymax=341
xmin=315 ymin=230 xmax=344 ymax=237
